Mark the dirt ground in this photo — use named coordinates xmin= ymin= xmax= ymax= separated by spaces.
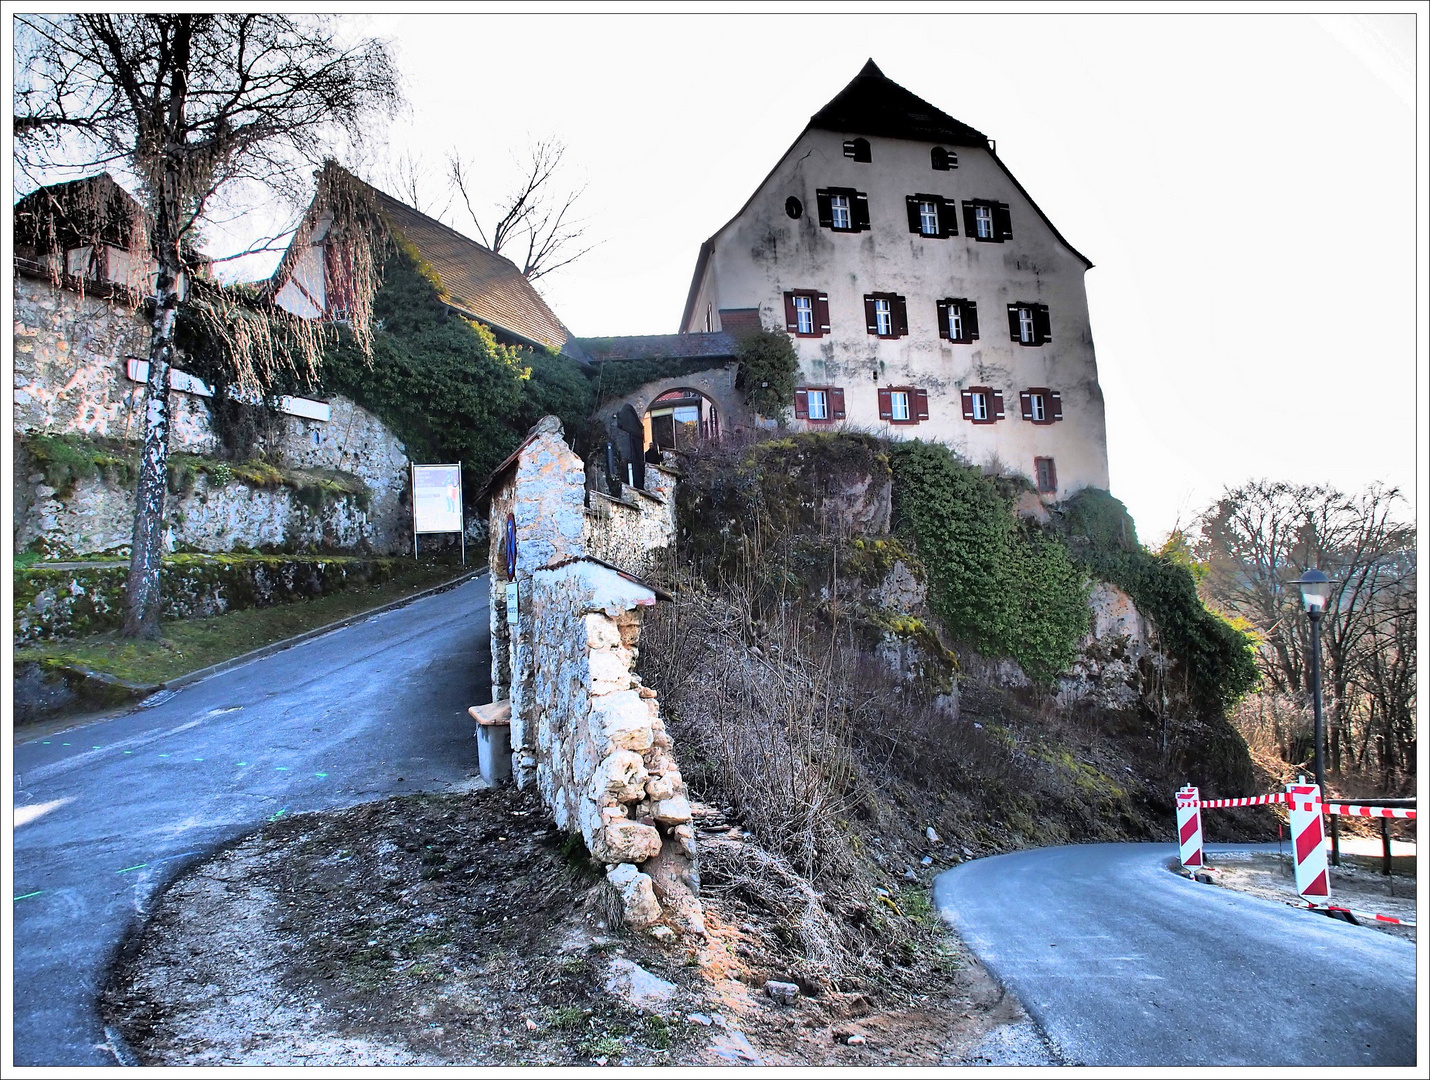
xmin=103 ymin=786 xmax=1044 ymax=1066
xmin=1184 ymin=850 xmax=1417 ymax=943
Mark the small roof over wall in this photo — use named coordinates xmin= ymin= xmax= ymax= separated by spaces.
xmin=578 ymin=332 xmax=739 ymax=362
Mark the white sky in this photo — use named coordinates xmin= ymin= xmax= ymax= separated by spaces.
xmin=13 ymin=9 xmax=1427 ymax=545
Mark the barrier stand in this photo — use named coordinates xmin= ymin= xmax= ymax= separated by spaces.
xmin=1175 ymin=785 xmax=1204 ymax=869
xmin=1287 ymin=780 xmax=1330 ymax=902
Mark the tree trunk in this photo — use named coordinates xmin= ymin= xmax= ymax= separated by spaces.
xmin=122 ymin=257 xmax=181 ymax=639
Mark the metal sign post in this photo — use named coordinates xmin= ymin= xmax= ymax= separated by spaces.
xmin=411 ymin=462 xmax=465 ymax=566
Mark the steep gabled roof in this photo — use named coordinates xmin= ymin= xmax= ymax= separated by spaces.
xmin=275 ymin=167 xmax=582 ymax=358
xmin=809 ymin=59 xmax=990 ymax=148
xmin=679 ymin=60 xmax=1092 ymax=329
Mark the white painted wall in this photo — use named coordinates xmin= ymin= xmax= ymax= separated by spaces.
xmin=684 ymin=130 xmax=1110 ymax=498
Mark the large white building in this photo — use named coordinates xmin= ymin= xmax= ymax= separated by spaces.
xmin=679 ymin=60 xmax=1109 ymax=499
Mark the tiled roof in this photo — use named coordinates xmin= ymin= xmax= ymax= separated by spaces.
xmin=576 ymin=332 xmax=739 ymax=362
xmin=809 ymin=59 xmax=990 ymax=148
xmin=717 ymin=308 xmax=764 ymax=338
xmin=368 ymin=189 xmax=580 ymax=357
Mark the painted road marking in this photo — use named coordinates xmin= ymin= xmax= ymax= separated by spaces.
xmin=268 ymin=809 xmax=288 ymax=822
xmin=117 ymin=864 xmax=147 ymax=874
xmin=14 ymin=891 xmax=43 ymax=901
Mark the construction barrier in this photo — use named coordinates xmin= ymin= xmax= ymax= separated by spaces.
xmin=1286 ymin=782 xmax=1331 ymax=901
xmin=1324 ymin=803 xmax=1417 ymax=820
xmin=1175 ymin=785 xmax=1204 ymax=868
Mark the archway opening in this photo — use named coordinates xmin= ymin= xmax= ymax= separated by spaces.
xmin=644 ymin=387 xmax=720 ymax=452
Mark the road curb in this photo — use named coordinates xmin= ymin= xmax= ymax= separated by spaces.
xmin=163 ymin=568 xmax=486 ymax=691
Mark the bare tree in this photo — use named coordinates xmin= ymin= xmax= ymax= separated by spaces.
xmin=448 ymin=138 xmax=595 ymax=281
xmin=1199 ymin=481 xmax=1415 ymax=788
xmin=15 ymin=14 xmax=400 ymax=638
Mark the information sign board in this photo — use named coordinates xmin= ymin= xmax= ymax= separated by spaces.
xmin=412 ymin=464 xmax=463 ymax=534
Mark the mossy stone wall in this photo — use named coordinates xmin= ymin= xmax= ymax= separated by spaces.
xmin=14 ymin=554 xmax=399 ymax=643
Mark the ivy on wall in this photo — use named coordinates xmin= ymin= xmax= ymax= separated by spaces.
xmin=734 ymin=328 xmax=798 ymax=420
xmin=889 ymin=441 xmax=1090 ymax=685
xmin=1057 ymin=489 xmax=1259 ymax=711
xmin=320 ymin=242 xmax=590 ymax=493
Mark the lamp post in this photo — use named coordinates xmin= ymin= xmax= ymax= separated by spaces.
xmin=1292 ymin=569 xmax=1334 ymax=863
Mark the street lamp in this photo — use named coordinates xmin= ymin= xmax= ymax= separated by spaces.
xmin=1292 ymin=568 xmax=1334 ymax=860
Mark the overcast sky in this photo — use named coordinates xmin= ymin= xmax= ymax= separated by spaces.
xmin=16 ymin=10 xmax=1422 ymax=545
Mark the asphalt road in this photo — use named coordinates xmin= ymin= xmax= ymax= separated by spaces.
xmin=11 ymin=575 xmax=490 ymax=1068
xmin=935 ymin=842 xmax=1417 ymax=1067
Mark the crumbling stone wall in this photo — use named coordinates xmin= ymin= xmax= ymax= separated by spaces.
xmin=487 ymin=417 xmax=703 ymax=936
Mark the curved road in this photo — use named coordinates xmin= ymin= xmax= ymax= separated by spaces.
xmin=12 ymin=576 xmax=490 ymax=1067
xmin=935 ymin=843 xmax=1417 ymax=1067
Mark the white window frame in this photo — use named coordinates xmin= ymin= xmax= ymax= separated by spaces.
xmin=948 ymin=303 xmax=963 ymax=341
xmin=794 ymin=294 xmax=814 ymax=335
xmin=1019 ymin=306 xmax=1036 ymax=344
xmin=831 ymin=194 xmax=851 ymax=230
xmin=975 ymin=204 xmax=994 ymax=239
xmin=875 ymin=298 xmax=892 ymax=336
xmin=1030 ymin=392 xmax=1045 ymax=421
xmin=890 ymin=391 xmax=910 ymax=422
xmin=919 ymin=200 xmax=939 ymax=236
xmin=971 ymin=391 xmax=988 ymax=421
xmin=807 ymin=389 xmax=828 ymax=420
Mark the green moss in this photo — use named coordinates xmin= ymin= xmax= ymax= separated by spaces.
xmin=22 ymin=434 xmax=136 ymax=497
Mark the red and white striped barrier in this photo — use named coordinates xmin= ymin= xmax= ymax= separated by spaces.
xmin=1303 ymin=902 xmax=1417 ymax=928
xmin=1287 ymin=782 xmax=1330 ymax=901
xmin=1324 ymin=804 xmax=1417 ymax=820
xmin=1195 ymin=793 xmax=1288 ymax=809
xmin=1175 ymin=785 xmax=1204 ymax=869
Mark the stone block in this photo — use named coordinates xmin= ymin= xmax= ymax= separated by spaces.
xmin=588 ymin=647 xmax=634 ymax=695
xmin=602 ymin=818 xmax=662 ymax=863
xmin=653 ymin=794 xmax=692 ymax=826
xmin=589 ymin=750 xmax=649 ymax=804
xmin=593 ymin=689 xmax=654 ymax=753
xmin=586 ymin=613 xmax=622 ymax=649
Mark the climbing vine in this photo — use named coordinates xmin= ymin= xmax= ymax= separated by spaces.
xmin=889 ymin=441 xmax=1089 ymax=685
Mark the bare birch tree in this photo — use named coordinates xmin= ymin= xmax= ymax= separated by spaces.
xmin=448 ymin=138 xmax=595 ymax=281
xmin=14 ymin=14 xmax=400 ymax=639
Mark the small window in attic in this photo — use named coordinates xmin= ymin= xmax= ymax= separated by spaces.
xmin=931 ymin=146 xmax=957 ymax=171
xmin=843 ymin=138 xmax=871 ymax=163
xmin=785 ymin=196 xmax=803 ymax=219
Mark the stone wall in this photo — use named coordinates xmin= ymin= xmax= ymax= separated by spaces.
xmin=15 ymin=554 xmax=398 ymax=643
xmin=581 ymin=463 xmax=677 ymax=581
xmin=487 ymin=417 xmax=703 ymax=936
xmin=13 ymin=272 xmax=412 ymax=555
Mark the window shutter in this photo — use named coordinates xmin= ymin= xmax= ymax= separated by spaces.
xmin=1050 ymin=391 xmax=1063 ymax=421
xmin=794 ymin=389 xmax=809 ymax=419
xmin=843 ymin=140 xmax=856 ymax=158
xmin=1020 ymin=391 xmax=1033 ymax=420
xmin=906 ymin=196 xmax=923 ymax=234
xmin=1034 ymin=304 xmax=1052 ymax=344
xmin=854 ymin=192 xmax=870 ymax=231
xmin=830 ymin=387 xmax=846 ymax=419
xmin=941 ymin=196 xmax=956 ymax=237
xmin=1007 ymin=304 xmax=1022 ymax=342
xmin=816 ymin=191 xmax=833 ymax=229
xmin=914 ymin=388 xmax=930 ymax=421
xmin=995 ymin=203 xmax=1013 ymax=240
xmin=783 ymin=292 xmax=798 ymax=333
xmin=962 ymin=201 xmax=977 ymax=237
xmin=936 ymin=299 xmax=950 ymax=340
xmin=960 ymin=389 xmax=975 ymax=420
xmin=992 ymin=392 xmax=1006 ymax=420
xmin=965 ymin=300 xmax=980 ymax=340
xmin=1048 ymin=458 xmax=1057 ymax=491
xmin=864 ymin=296 xmax=878 ymax=334
xmin=894 ymin=296 xmax=909 ymax=336
xmin=816 ymin=293 xmax=831 ymax=334
xmin=878 ymin=387 xmax=893 ymax=420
